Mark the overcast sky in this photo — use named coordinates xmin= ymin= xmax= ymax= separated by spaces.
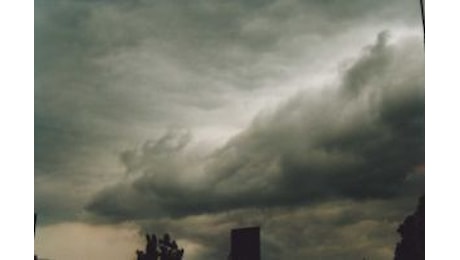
xmin=35 ymin=0 xmax=424 ymax=259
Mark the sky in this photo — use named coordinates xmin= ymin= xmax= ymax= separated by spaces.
xmin=34 ymin=0 xmax=424 ymax=259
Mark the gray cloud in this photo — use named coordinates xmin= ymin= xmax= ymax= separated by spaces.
xmin=35 ymin=1 xmax=424 ymax=259
xmin=86 ymin=32 xmax=424 ymax=222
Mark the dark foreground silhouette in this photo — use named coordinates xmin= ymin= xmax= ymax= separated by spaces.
xmin=394 ymin=196 xmax=425 ymax=260
xmin=136 ymin=233 xmax=184 ymax=260
xmin=36 ymin=197 xmax=424 ymax=260
xmin=228 ymin=226 xmax=260 ymax=260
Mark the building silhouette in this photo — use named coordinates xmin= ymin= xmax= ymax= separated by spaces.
xmin=228 ymin=226 xmax=260 ymax=260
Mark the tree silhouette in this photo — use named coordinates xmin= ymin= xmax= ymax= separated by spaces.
xmin=394 ymin=196 xmax=425 ymax=260
xmin=136 ymin=233 xmax=184 ymax=260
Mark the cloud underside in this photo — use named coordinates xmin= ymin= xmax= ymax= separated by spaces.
xmin=86 ymin=32 xmax=424 ymax=222
xmin=35 ymin=0 xmax=423 ymax=224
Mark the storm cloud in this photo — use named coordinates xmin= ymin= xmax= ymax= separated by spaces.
xmin=35 ymin=0 xmax=424 ymax=259
xmin=87 ymin=33 xmax=424 ymax=221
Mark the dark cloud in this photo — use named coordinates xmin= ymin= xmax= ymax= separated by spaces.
xmin=35 ymin=0 xmax=423 ymax=191
xmin=35 ymin=1 xmax=424 ymax=259
xmin=86 ymin=32 xmax=424 ymax=222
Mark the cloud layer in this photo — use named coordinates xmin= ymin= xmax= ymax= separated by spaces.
xmin=35 ymin=1 xmax=424 ymax=259
xmin=87 ymin=33 xmax=424 ymax=223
